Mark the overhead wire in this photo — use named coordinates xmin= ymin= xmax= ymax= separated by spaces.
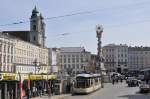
xmin=0 ymin=0 xmax=150 ymax=27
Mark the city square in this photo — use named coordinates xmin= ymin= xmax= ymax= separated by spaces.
xmin=0 ymin=0 xmax=150 ymax=99
xmin=33 ymin=82 xmax=150 ymax=99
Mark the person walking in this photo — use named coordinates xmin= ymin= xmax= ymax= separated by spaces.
xmin=47 ymin=84 xmax=51 ymax=97
xmin=112 ymin=77 xmax=115 ymax=85
xmin=51 ymin=84 xmax=54 ymax=95
xmin=39 ymin=85 xmax=42 ymax=97
xmin=25 ymin=88 xmax=30 ymax=99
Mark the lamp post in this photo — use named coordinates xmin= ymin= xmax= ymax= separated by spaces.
xmin=96 ymin=25 xmax=104 ymax=88
xmin=33 ymin=59 xmax=41 ymax=74
xmin=33 ymin=59 xmax=37 ymax=74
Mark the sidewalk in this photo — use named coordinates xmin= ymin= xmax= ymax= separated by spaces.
xmin=31 ymin=94 xmax=70 ymax=99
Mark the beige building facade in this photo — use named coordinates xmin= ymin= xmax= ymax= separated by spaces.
xmin=14 ymin=39 xmax=49 ymax=74
xmin=60 ymin=47 xmax=91 ymax=76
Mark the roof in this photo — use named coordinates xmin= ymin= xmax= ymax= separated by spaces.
xmin=103 ymin=44 xmax=128 ymax=48
xmin=60 ymin=47 xmax=85 ymax=53
xmin=2 ymin=31 xmax=30 ymax=42
xmin=76 ymin=74 xmax=93 ymax=78
xmin=128 ymin=47 xmax=150 ymax=51
xmin=76 ymin=73 xmax=100 ymax=78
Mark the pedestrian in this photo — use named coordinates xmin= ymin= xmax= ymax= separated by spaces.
xmin=25 ymin=88 xmax=30 ymax=99
xmin=51 ymin=84 xmax=54 ymax=95
xmin=120 ymin=77 xmax=123 ymax=83
xmin=32 ymin=86 xmax=36 ymax=97
xmin=47 ymin=84 xmax=51 ymax=97
xmin=39 ymin=85 xmax=42 ymax=97
xmin=112 ymin=77 xmax=115 ymax=85
xmin=10 ymin=89 xmax=13 ymax=99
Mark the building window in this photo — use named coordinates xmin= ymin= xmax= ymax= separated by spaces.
xmin=8 ymin=46 xmax=10 ymax=53
xmin=64 ymin=64 xmax=66 ymax=69
xmin=72 ymin=64 xmax=75 ymax=69
xmin=0 ymin=44 xmax=2 ymax=52
xmin=68 ymin=64 xmax=71 ymax=68
xmin=121 ymin=54 xmax=123 ymax=57
xmin=4 ymin=45 xmax=6 ymax=53
xmin=72 ymin=58 xmax=75 ymax=63
xmin=11 ymin=46 xmax=13 ymax=54
xmin=68 ymin=58 xmax=70 ymax=63
xmin=33 ymin=36 xmax=36 ymax=41
xmin=33 ymin=25 xmax=36 ymax=30
xmin=0 ymin=54 xmax=1 ymax=63
xmin=81 ymin=58 xmax=83 ymax=62
xmin=7 ymin=56 xmax=9 ymax=63
xmin=76 ymin=58 xmax=79 ymax=63
xmin=3 ymin=55 xmax=6 ymax=63
xmin=64 ymin=58 xmax=66 ymax=63
xmin=77 ymin=64 xmax=79 ymax=69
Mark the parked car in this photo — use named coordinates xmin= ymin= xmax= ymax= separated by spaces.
xmin=127 ymin=78 xmax=139 ymax=87
xmin=139 ymin=81 xmax=149 ymax=93
xmin=126 ymin=77 xmax=135 ymax=84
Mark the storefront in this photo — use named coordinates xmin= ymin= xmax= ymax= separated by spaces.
xmin=20 ymin=74 xmax=56 ymax=98
xmin=0 ymin=73 xmax=19 ymax=99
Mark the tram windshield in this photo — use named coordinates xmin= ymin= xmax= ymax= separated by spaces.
xmin=75 ymin=77 xmax=91 ymax=88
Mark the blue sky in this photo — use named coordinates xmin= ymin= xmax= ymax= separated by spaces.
xmin=0 ymin=0 xmax=150 ymax=53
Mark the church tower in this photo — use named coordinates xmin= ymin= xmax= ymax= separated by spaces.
xmin=30 ymin=7 xmax=46 ymax=47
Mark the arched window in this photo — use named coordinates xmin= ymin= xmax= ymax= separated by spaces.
xmin=33 ymin=25 xmax=36 ymax=30
xmin=33 ymin=36 xmax=36 ymax=41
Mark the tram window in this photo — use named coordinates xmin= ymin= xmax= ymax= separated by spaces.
xmin=95 ymin=78 xmax=98 ymax=84
xmin=76 ymin=78 xmax=92 ymax=88
xmin=91 ymin=79 xmax=93 ymax=85
xmin=76 ymin=79 xmax=86 ymax=88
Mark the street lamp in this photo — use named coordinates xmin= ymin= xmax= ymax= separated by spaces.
xmin=33 ymin=59 xmax=41 ymax=74
xmin=96 ymin=25 xmax=104 ymax=88
xmin=33 ymin=59 xmax=38 ymax=74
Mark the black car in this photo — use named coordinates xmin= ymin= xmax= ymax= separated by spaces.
xmin=128 ymin=79 xmax=139 ymax=87
xmin=139 ymin=82 xmax=149 ymax=93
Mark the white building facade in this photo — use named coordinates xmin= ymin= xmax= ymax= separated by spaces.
xmin=48 ymin=48 xmax=61 ymax=74
xmin=0 ymin=7 xmax=49 ymax=74
xmin=0 ymin=34 xmax=15 ymax=72
xmin=102 ymin=44 xmax=128 ymax=73
xmin=60 ymin=47 xmax=91 ymax=76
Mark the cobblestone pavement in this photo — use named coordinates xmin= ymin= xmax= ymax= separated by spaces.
xmin=32 ymin=82 xmax=150 ymax=99
xmin=31 ymin=94 xmax=70 ymax=99
xmin=65 ymin=82 xmax=150 ymax=99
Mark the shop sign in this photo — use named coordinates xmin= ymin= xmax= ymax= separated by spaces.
xmin=3 ymin=75 xmax=16 ymax=80
xmin=29 ymin=75 xmax=43 ymax=80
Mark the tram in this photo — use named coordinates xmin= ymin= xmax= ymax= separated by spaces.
xmin=73 ymin=73 xmax=101 ymax=94
xmin=139 ymin=68 xmax=150 ymax=81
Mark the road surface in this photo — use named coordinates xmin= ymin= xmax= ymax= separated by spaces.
xmin=65 ymin=82 xmax=150 ymax=99
xmin=33 ymin=82 xmax=150 ymax=99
